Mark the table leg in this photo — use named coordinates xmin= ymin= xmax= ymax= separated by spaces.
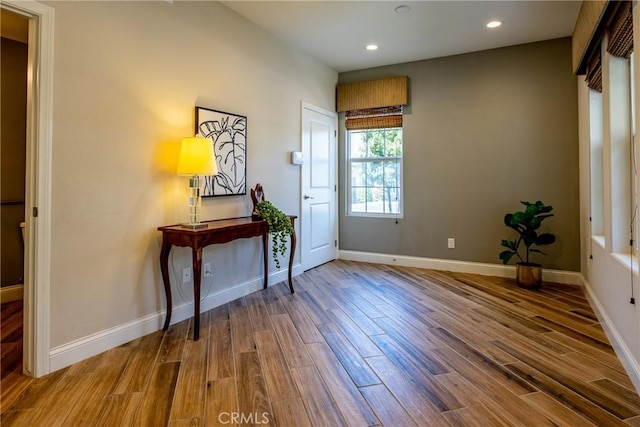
xmin=262 ymin=233 xmax=269 ymax=289
xmin=288 ymin=228 xmax=296 ymax=294
xmin=160 ymin=236 xmax=173 ymax=331
xmin=192 ymin=246 xmax=203 ymax=341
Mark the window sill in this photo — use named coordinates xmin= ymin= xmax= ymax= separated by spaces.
xmin=592 ymin=235 xmax=605 ymax=248
xmin=611 ymin=252 xmax=640 ymax=274
xmin=347 ymin=212 xmax=404 ymax=219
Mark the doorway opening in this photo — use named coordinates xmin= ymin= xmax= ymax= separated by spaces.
xmin=1 ymin=7 xmax=29 ymax=380
xmin=1 ymin=0 xmax=54 ymax=379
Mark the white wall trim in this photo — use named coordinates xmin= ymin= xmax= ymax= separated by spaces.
xmin=580 ymin=275 xmax=640 ymax=394
xmin=3 ymin=0 xmax=55 ymax=378
xmin=49 ymin=264 xmax=302 ymax=372
xmin=0 ymin=285 xmax=24 ymax=303
xmin=339 ymin=250 xmax=581 ymax=285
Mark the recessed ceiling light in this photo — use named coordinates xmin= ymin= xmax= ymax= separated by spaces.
xmin=366 ymin=44 xmax=378 ymax=51
xmin=395 ymin=5 xmax=411 ymax=14
xmin=486 ymin=20 xmax=502 ymax=29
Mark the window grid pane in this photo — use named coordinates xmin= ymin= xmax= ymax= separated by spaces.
xmin=348 ymin=126 xmax=403 ymax=216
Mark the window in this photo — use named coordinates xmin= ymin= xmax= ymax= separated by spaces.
xmin=347 ymin=127 xmax=402 ymax=216
xmin=631 ymin=52 xmax=638 ymax=255
xmin=608 ymin=50 xmax=633 ymax=254
xmin=589 ymin=87 xmax=604 ymax=238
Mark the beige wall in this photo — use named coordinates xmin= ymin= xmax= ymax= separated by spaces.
xmin=45 ymin=1 xmax=336 ymax=348
xmin=338 ymin=38 xmax=580 ymax=272
xmin=1 ymin=37 xmax=27 ymax=287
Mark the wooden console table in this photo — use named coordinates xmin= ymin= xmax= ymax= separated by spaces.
xmin=158 ymin=216 xmax=296 ymax=340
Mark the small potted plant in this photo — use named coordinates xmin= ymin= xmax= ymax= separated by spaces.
xmin=254 ymin=200 xmax=294 ymax=269
xmin=499 ymin=201 xmax=556 ymax=288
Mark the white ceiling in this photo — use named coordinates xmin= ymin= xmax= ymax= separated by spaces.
xmin=221 ymin=1 xmax=581 ymax=73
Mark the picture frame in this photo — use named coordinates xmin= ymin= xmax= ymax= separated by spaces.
xmin=195 ymin=106 xmax=247 ymax=197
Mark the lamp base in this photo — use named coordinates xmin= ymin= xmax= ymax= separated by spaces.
xmin=181 ymin=222 xmax=208 ymax=230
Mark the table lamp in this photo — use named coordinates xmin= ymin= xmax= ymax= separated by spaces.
xmin=176 ymin=136 xmax=218 ymax=228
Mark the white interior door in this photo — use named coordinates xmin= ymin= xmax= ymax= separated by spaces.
xmin=301 ymin=103 xmax=337 ymax=270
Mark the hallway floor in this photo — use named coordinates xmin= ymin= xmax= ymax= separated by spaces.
xmin=1 ymin=261 xmax=639 ymax=426
xmin=1 ymin=299 xmax=22 ymax=380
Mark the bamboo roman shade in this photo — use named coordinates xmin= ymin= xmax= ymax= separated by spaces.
xmin=586 ymin=47 xmax=603 ymax=92
xmin=607 ymin=0 xmax=633 ymax=59
xmin=574 ymin=0 xmax=633 ymax=93
xmin=337 ymin=76 xmax=408 ymax=112
xmin=345 ymin=106 xmax=403 ymax=130
xmin=337 ymin=76 xmax=408 ymax=130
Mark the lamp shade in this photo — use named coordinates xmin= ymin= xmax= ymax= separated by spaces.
xmin=176 ymin=136 xmax=218 ymax=176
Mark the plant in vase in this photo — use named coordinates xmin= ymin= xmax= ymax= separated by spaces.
xmin=254 ymin=200 xmax=293 ymax=269
xmin=499 ymin=200 xmax=556 ymax=288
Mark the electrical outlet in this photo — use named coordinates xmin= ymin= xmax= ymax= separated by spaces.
xmin=182 ymin=267 xmax=191 ymax=284
xmin=448 ymin=238 xmax=455 ymax=249
xmin=204 ymin=262 xmax=212 ymax=277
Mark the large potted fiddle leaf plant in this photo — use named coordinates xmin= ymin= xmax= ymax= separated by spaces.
xmin=499 ymin=201 xmax=556 ymax=288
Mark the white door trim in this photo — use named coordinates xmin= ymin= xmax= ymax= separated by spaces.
xmin=300 ymin=102 xmax=338 ymax=270
xmin=4 ymin=0 xmax=55 ymax=377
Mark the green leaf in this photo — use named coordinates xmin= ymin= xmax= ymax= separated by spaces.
xmin=499 ymin=250 xmax=515 ymax=265
xmin=501 ymin=239 xmax=517 ymax=251
xmin=511 ymin=211 xmax=531 ymax=225
xmin=536 ymin=233 xmax=556 ymax=246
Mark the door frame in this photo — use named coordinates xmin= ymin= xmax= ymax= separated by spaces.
xmin=3 ymin=0 xmax=54 ymax=377
xmin=300 ymin=102 xmax=338 ymax=271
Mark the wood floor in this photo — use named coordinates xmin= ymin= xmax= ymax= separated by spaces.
xmin=1 ymin=299 xmax=23 ymax=380
xmin=2 ymin=260 xmax=640 ymax=426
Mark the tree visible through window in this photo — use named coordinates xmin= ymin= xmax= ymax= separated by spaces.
xmin=347 ymin=128 xmax=402 ymax=216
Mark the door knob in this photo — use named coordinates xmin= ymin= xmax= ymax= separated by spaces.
xmin=303 ymin=195 xmax=314 ymax=200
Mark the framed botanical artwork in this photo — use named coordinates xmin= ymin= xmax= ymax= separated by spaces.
xmin=195 ymin=106 xmax=247 ymax=197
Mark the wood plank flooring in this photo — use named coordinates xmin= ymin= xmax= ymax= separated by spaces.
xmin=2 ymin=260 xmax=640 ymax=426
xmin=1 ymin=299 xmax=23 ymax=380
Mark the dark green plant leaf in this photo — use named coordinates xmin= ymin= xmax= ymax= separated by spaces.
xmin=511 ymin=212 xmax=527 ymax=223
xmin=501 ymin=239 xmax=517 ymax=250
xmin=536 ymin=233 xmax=556 ymax=246
xmin=499 ymin=250 xmax=515 ymax=265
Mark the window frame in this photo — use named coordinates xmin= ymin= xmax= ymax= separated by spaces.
xmin=345 ymin=127 xmax=404 ymax=218
xmin=630 ymin=52 xmax=638 ymax=256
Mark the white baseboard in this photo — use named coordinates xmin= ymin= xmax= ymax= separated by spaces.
xmin=338 ymin=250 xmax=581 ymax=285
xmin=1 ymin=284 xmax=24 ymax=303
xmin=580 ymin=275 xmax=640 ymax=394
xmin=49 ymin=264 xmax=302 ymax=372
